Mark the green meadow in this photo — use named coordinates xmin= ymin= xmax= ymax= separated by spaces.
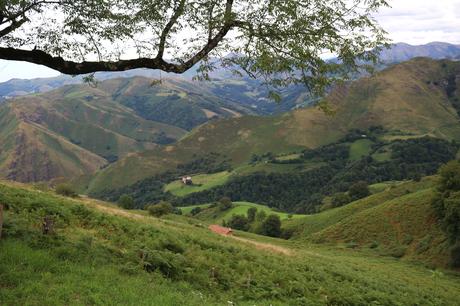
xmin=1 ymin=181 xmax=460 ymax=305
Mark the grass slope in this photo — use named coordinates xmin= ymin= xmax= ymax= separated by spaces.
xmin=1 ymin=181 xmax=460 ymax=305
xmin=284 ymin=177 xmax=452 ymax=267
xmin=183 ymin=201 xmax=305 ymax=223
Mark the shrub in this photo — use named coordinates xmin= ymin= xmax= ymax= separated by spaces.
xmin=227 ymin=215 xmax=249 ymax=231
xmin=247 ymin=207 xmax=257 ymax=222
xmin=438 ymin=160 xmax=460 ymax=192
xmin=118 ymin=194 xmax=135 ymax=209
xmin=389 ymin=246 xmax=407 ymax=258
xmin=55 ymin=183 xmax=78 ymax=198
xmin=218 ymin=197 xmax=233 ymax=211
xmin=260 ymin=214 xmax=281 ymax=237
xmin=255 ymin=210 xmax=267 ymax=222
xmin=369 ymin=241 xmax=379 ymax=249
xmin=331 ymin=192 xmax=352 ymax=208
xmin=190 ymin=207 xmax=202 ymax=215
xmin=348 ymin=181 xmax=370 ymax=201
xmin=147 ymin=201 xmax=174 ymax=217
xmin=449 ymin=243 xmax=460 ymax=268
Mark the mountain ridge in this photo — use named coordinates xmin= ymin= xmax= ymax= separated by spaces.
xmin=84 ymin=58 xmax=460 ymax=193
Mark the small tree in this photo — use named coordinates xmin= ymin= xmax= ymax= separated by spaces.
xmin=55 ymin=183 xmax=78 ymax=198
xmin=331 ymin=193 xmax=352 ymax=208
xmin=147 ymin=201 xmax=174 ymax=217
xmin=118 ymin=194 xmax=135 ymax=210
xmin=227 ymin=214 xmax=249 ymax=231
xmin=438 ymin=160 xmax=460 ymax=192
xmin=247 ymin=207 xmax=257 ymax=223
xmin=190 ymin=207 xmax=202 ymax=216
xmin=218 ymin=197 xmax=233 ymax=211
xmin=348 ymin=181 xmax=370 ymax=201
xmin=261 ymin=214 xmax=282 ymax=237
xmin=255 ymin=210 xmax=267 ymax=222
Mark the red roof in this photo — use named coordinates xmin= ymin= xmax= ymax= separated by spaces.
xmin=209 ymin=224 xmax=233 ymax=235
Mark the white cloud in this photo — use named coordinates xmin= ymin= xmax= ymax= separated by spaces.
xmin=375 ymin=0 xmax=460 ymax=44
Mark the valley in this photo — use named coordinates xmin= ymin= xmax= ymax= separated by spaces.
xmin=1 ymin=44 xmax=460 ymax=306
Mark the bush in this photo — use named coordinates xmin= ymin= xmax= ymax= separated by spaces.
xmin=449 ymin=243 xmax=460 ymax=268
xmin=118 ymin=194 xmax=135 ymax=209
xmin=331 ymin=192 xmax=352 ymax=208
xmin=190 ymin=207 xmax=202 ymax=216
xmin=218 ymin=197 xmax=233 ymax=211
xmin=438 ymin=160 xmax=460 ymax=192
xmin=247 ymin=207 xmax=257 ymax=222
xmin=147 ymin=201 xmax=174 ymax=217
xmin=260 ymin=214 xmax=281 ymax=237
xmin=55 ymin=184 xmax=78 ymax=198
xmin=348 ymin=181 xmax=370 ymax=201
xmin=227 ymin=214 xmax=249 ymax=231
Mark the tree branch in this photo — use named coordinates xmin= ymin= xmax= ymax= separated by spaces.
xmin=0 ymin=17 xmax=27 ymax=37
xmin=0 ymin=0 xmax=237 ymax=75
xmin=156 ymin=0 xmax=186 ymax=59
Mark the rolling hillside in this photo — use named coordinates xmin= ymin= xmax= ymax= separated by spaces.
xmin=86 ymin=58 xmax=460 ymax=193
xmin=1 ymin=181 xmax=459 ymax=305
xmin=0 ymin=84 xmax=186 ymax=182
xmin=283 ymin=177 xmax=453 ymax=268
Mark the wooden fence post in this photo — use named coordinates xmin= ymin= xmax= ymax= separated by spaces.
xmin=0 ymin=204 xmax=3 ymax=239
xmin=42 ymin=215 xmax=54 ymax=235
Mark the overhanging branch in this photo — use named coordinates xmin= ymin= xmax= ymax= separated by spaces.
xmin=0 ymin=0 xmax=238 ymax=75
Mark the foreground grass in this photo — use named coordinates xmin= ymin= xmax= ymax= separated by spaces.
xmin=1 ymin=181 xmax=460 ymax=305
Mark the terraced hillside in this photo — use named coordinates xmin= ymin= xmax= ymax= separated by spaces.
xmin=87 ymin=58 xmax=460 ymax=193
xmin=1 ymin=181 xmax=459 ymax=305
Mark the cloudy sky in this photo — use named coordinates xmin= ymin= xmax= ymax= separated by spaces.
xmin=0 ymin=0 xmax=459 ymax=82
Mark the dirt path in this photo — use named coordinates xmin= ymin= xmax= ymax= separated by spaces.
xmin=229 ymin=236 xmax=294 ymax=256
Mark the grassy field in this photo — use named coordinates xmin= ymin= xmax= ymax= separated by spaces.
xmin=181 ymin=201 xmax=305 ymax=223
xmin=349 ymin=139 xmax=374 ymax=160
xmin=1 ymin=181 xmax=460 ymax=305
xmin=369 ymin=181 xmax=405 ymax=194
xmin=164 ymin=171 xmax=231 ymax=197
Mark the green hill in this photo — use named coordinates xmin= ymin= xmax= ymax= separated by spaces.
xmin=283 ymin=177 xmax=453 ymax=267
xmin=1 ymin=181 xmax=460 ymax=305
xmin=0 ymin=84 xmax=186 ymax=182
xmin=181 ymin=201 xmax=305 ymax=224
xmin=86 ymin=58 xmax=460 ymax=194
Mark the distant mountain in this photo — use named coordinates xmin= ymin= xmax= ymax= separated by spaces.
xmin=0 ymin=81 xmax=187 ymax=182
xmin=379 ymin=42 xmax=460 ymax=63
xmin=85 ymin=58 xmax=460 ymax=193
xmin=1 ymin=42 xmax=458 ymax=113
xmin=0 ymin=73 xmax=312 ymax=116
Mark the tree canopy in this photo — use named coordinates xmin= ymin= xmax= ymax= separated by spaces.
xmin=0 ymin=0 xmax=388 ymax=95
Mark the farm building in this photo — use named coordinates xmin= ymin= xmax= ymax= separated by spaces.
xmin=209 ymin=224 xmax=233 ymax=236
xmin=181 ymin=176 xmax=193 ymax=185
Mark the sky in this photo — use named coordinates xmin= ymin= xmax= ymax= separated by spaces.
xmin=0 ymin=0 xmax=459 ymax=82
